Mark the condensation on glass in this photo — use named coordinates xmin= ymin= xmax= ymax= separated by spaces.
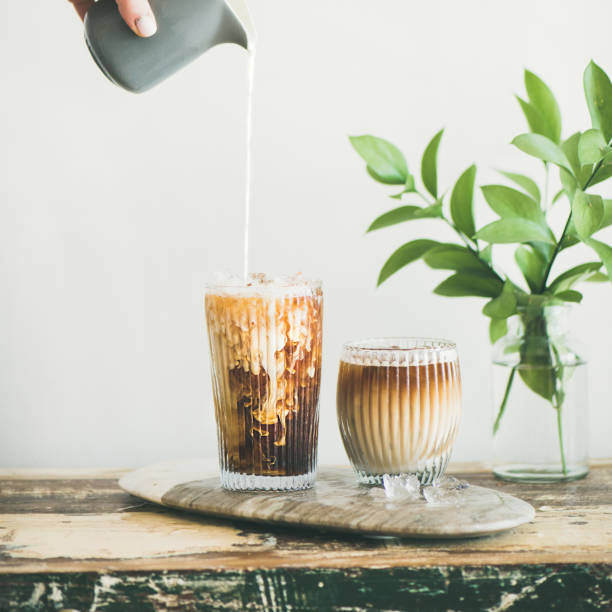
xmin=337 ymin=338 xmax=462 ymax=485
xmin=205 ymin=276 xmax=323 ymax=491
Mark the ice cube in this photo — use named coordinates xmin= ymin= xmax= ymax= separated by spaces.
xmin=422 ymin=475 xmax=469 ymax=505
xmin=422 ymin=485 xmax=459 ymax=504
xmin=442 ymin=475 xmax=469 ymax=490
xmin=383 ymin=474 xmax=421 ymax=501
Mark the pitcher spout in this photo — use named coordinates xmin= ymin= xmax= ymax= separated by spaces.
xmin=225 ymin=0 xmax=256 ymax=50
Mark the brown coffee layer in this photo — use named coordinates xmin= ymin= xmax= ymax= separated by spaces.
xmin=206 ymin=288 xmax=323 ymax=477
xmin=337 ymin=361 xmax=461 ymax=474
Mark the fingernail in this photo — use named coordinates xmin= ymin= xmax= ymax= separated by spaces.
xmin=136 ymin=15 xmax=157 ymax=37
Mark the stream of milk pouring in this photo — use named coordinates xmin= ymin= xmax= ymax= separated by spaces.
xmin=226 ymin=0 xmax=257 ymax=281
xmin=243 ymin=48 xmax=255 ymax=281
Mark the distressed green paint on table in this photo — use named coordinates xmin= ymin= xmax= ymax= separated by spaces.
xmin=1 ymin=463 xmax=611 ymax=611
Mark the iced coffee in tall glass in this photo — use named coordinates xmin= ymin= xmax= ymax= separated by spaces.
xmin=205 ymin=274 xmax=323 ymax=491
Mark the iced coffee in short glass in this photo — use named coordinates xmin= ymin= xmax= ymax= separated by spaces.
xmin=205 ymin=274 xmax=323 ymax=491
xmin=337 ymin=338 xmax=462 ymax=485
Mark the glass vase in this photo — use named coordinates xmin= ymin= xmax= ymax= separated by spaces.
xmin=491 ymin=304 xmax=588 ymax=482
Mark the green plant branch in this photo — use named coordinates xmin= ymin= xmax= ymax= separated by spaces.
xmin=538 ymin=216 xmax=574 ymax=293
xmin=415 ymin=188 xmax=504 ymax=278
xmin=538 ymin=158 xmax=606 ymax=293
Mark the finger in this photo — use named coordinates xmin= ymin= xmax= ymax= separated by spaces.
xmin=69 ymin=0 xmax=94 ymax=20
xmin=116 ymin=0 xmax=157 ymax=37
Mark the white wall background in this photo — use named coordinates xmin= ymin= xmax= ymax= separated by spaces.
xmin=1 ymin=0 xmax=611 ymax=468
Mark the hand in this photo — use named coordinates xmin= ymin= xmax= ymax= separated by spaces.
xmin=69 ymin=0 xmax=157 ymax=37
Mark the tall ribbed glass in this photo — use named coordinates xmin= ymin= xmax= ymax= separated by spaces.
xmin=205 ymin=277 xmax=323 ymax=491
xmin=337 ymin=338 xmax=462 ymax=485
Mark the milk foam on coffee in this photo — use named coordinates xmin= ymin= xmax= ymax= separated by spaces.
xmin=205 ymin=274 xmax=322 ymax=484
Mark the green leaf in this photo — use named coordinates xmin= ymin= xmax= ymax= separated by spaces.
xmin=367 ymin=165 xmax=402 ymax=186
xmin=367 ymin=206 xmax=420 ymax=231
xmin=483 ymin=282 xmax=517 ymax=318
xmin=524 ymin=70 xmax=562 ymax=143
xmin=377 ymin=239 xmax=439 ymax=286
xmin=389 ymin=175 xmax=416 ymax=198
xmin=512 ymin=133 xmax=572 ymax=172
xmin=585 ymin=237 xmax=612 ymax=287
xmin=421 ymin=129 xmax=444 ymax=198
xmin=497 ymin=170 xmax=541 ymax=204
xmin=450 ymin=165 xmax=477 ymax=238
xmin=560 ymin=168 xmax=578 ymax=198
xmin=548 ymin=262 xmax=603 ymax=293
xmin=481 ymin=244 xmax=493 ymax=265
xmin=481 ymin=185 xmax=543 ymax=222
xmin=519 ymin=368 xmax=554 ymax=402
xmin=515 ymin=245 xmax=547 ymax=293
xmin=475 ymin=218 xmax=555 ymax=244
xmin=517 ymin=309 xmax=556 ymax=401
xmin=516 ymin=97 xmax=551 ymax=140
xmin=586 ymin=271 xmax=608 ymax=282
xmin=562 ymin=132 xmax=594 ymax=187
xmin=552 ymin=188 xmax=565 ymax=205
xmin=598 ymin=199 xmax=612 ymax=232
xmin=529 ymin=240 xmax=555 ymax=262
xmin=578 ymin=129 xmax=607 ymax=165
xmin=351 ymin=135 xmax=408 ymax=185
xmin=560 ymin=229 xmax=580 ymax=252
xmin=567 ymin=198 xmax=612 ymax=240
xmin=571 ymin=191 xmax=603 ymax=239
xmin=415 ymin=202 xmax=444 ymax=218
xmin=562 ymin=132 xmax=582 ymax=174
xmin=434 ymin=272 xmax=503 ymax=298
xmin=489 ymin=319 xmax=508 ymax=344
xmin=489 ymin=318 xmax=508 ymax=343
xmin=591 ymin=163 xmax=612 ymax=186
xmin=554 ymin=289 xmax=583 ymax=303
xmin=423 ymin=244 xmax=491 ymax=273
xmin=368 ymin=203 xmax=443 ymax=231
xmin=584 ymin=61 xmax=612 ymax=144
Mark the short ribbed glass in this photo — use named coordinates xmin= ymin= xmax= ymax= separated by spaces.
xmin=205 ymin=278 xmax=323 ymax=491
xmin=337 ymin=338 xmax=462 ymax=485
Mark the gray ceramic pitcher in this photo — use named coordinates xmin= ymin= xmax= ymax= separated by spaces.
xmin=84 ymin=0 xmax=254 ymax=94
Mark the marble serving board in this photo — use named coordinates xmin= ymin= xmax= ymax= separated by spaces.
xmin=119 ymin=461 xmax=535 ymax=539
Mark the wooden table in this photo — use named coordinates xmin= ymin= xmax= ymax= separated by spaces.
xmin=1 ymin=463 xmax=611 ymax=611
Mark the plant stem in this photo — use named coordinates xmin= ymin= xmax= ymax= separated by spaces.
xmin=416 ymin=189 xmax=431 ymax=205
xmin=582 ymin=158 xmax=605 ymax=190
xmin=551 ymin=343 xmax=568 ymax=477
xmin=538 ymin=216 xmax=573 ymax=293
xmin=537 ymin=159 xmax=605 ymax=293
xmin=441 ymin=217 xmax=479 ymax=252
xmin=493 ymin=366 xmax=517 ymax=434
xmin=554 ymin=393 xmax=568 ymax=476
